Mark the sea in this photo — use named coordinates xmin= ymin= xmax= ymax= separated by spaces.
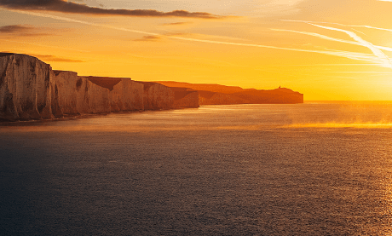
xmin=1 ymin=102 xmax=392 ymax=235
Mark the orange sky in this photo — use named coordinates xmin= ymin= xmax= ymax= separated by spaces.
xmin=1 ymin=0 xmax=392 ymax=100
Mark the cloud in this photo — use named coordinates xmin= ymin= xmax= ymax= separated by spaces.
xmin=133 ymin=35 xmax=161 ymax=42
xmin=308 ymin=23 xmax=392 ymax=68
xmin=281 ymin=20 xmax=392 ymax=68
xmin=10 ymin=10 xmax=389 ymax=68
xmin=284 ymin=19 xmax=392 ymax=33
xmin=361 ymin=25 xmax=392 ymax=33
xmin=0 ymin=24 xmax=52 ymax=37
xmin=162 ymin=22 xmax=190 ymax=26
xmin=0 ymin=0 xmax=221 ymax=19
xmin=272 ymin=28 xmax=392 ymax=52
xmin=1 ymin=38 xmax=90 ymax=53
xmin=0 ymin=24 xmax=32 ymax=33
xmin=32 ymin=54 xmax=84 ymax=62
xmin=133 ymin=33 xmax=189 ymax=42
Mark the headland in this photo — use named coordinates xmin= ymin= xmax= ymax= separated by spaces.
xmin=0 ymin=53 xmax=303 ymax=121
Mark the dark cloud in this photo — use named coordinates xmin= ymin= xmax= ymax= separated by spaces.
xmin=163 ymin=22 xmax=189 ymax=26
xmin=0 ymin=24 xmax=51 ymax=36
xmin=0 ymin=0 xmax=221 ymax=19
xmin=32 ymin=54 xmax=84 ymax=62
xmin=0 ymin=52 xmax=83 ymax=62
xmin=133 ymin=32 xmax=189 ymax=42
xmin=0 ymin=25 xmax=32 ymax=33
xmin=133 ymin=35 xmax=161 ymax=42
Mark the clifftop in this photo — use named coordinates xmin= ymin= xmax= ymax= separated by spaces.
xmin=156 ymin=81 xmax=244 ymax=94
xmin=155 ymin=81 xmax=303 ymax=105
xmin=0 ymin=53 xmax=198 ymax=121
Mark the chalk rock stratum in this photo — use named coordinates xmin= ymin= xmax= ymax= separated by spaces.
xmin=0 ymin=53 xmax=52 ymax=121
xmin=0 ymin=53 xmax=199 ymax=121
xmin=0 ymin=53 xmax=303 ymax=122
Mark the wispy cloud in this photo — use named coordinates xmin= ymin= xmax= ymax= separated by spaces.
xmin=281 ymin=19 xmax=392 ymax=68
xmin=9 ymin=10 xmax=389 ymax=67
xmin=162 ymin=22 xmax=190 ymax=26
xmin=272 ymin=28 xmax=357 ymax=45
xmin=133 ymin=35 xmax=161 ymax=42
xmin=360 ymin=25 xmax=392 ymax=33
xmin=0 ymin=24 xmax=50 ymax=36
xmin=0 ymin=0 xmax=221 ymax=19
xmin=0 ymin=24 xmax=31 ymax=33
xmin=284 ymin=19 xmax=392 ymax=33
xmin=1 ymin=38 xmax=90 ymax=53
xmin=32 ymin=54 xmax=84 ymax=63
xmin=272 ymin=28 xmax=392 ymax=52
xmin=308 ymin=23 xmax=392 ymax=68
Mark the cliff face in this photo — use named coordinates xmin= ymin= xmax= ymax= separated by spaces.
xmin=156 ymin=81 xmax=244 ymax=94
xmin=79 ymin=77 xmax=112 ymax=114
xmin=170 ymin=87 xmax=199 ymax=109
xmin=142 ymin=82 xmax=175 ymax=110
xmin=86 ymin=77 xmax=144 ymax=112
xmin=0 ymin=53 xmax=303 ymax=122
xmin=0 ymin=53 xmax=52 ymax=121
xmin=233 ymin=88 xmax=304 ymax=104
xmin=157 ymin=81 xmax=304 ymax=105
xmin=51 ymin=72 xmax=112 ymax=117
xmin=109 ymin=79 xmax=142 ymax=112
xmin=0 ymin=54 xmax=187 ymax=121
xmin=51 ymin=70 xmax=79 ymax=117
xmin=198 ymin=91 xmax=248 ymax=105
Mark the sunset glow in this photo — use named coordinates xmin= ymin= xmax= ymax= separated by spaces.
xmin=1 ymin=0 xmax=392 ymax=100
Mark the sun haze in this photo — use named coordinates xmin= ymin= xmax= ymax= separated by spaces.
xmin=1 ymin=0 xmax=392 ymax=100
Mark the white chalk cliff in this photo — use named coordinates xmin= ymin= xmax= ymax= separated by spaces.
xmin=0 ymin=53 xmax=52 ymax=121
xmin=0 ymin=53 xmax=199 ymax=121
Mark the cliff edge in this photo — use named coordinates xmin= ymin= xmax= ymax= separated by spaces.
xmin=0 ymin=53 xmax=199 ymax=121
xmin=156 ymin=81 xmax=303 ymax=105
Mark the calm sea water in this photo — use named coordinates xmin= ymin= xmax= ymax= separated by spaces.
xmin=1 ymin=102 xmax=392 ymax=235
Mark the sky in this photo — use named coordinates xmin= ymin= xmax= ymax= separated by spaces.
xmin=1 ymin=0 xmax=392 ymax=100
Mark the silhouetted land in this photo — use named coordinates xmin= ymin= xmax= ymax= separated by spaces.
xmin=156 ymin=81 xmax=303 ymax=105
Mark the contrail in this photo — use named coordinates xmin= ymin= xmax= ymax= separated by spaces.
xmin=284 ymin=19 xmax=392 ymax=33
xmin=362 ymin=25 xmax=392 ymax=33
xmin=168 ymin=35 xmax=382 ymax=65
xmin=308 ymin=23 xmax=392 ymax=68
xmin=8 ymin=10 xmax=387 ymax=67
xmin=272 ymin=28 xmax=392 ymax=52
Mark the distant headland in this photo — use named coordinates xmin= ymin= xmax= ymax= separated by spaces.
xmin=0 ymin=53 xmax=303 ymax=122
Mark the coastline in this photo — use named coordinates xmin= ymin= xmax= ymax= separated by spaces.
xmin=0 ymin=53 xmax=303 ymax=122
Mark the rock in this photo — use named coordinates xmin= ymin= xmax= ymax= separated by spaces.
xmin=87 ymin=77 xmax=144 ymax=112
xmin=0 ymin=53 xmax=52 ymax=121
xmin=51 ymin=70 xmax=79 ymax=117
xmin=142 ymin=82 xmax=174 ymax=110
xmin=77 ymin=77 xmax=111 ymax=114
xmin=198 ymin=90 xmax=249 ymax=105
xmin=109 ymin=79 xmax=144 ymax=112
xmin=169 ymin=87 xmax=199 ymax=109
xmin=156 ymin=81 xmax=304 ymax=105
xmin=156 ymin=81 xmax=244 ymax=94
xmin=51 ymin=72 xmax=112 ymax=117
xmin=0 ymin=53 xmax=304 ymax=122
xmin=233 ymin=88 xmax=304 ymax=104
